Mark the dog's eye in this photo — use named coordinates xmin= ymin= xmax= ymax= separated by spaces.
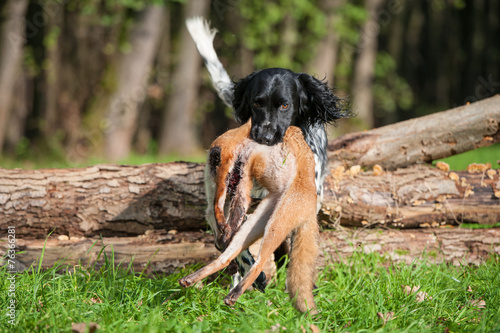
xmin=281 ymin=103 xmax=289 ymax=110
xmin=253 ymin=102 xmax=260 ymax=108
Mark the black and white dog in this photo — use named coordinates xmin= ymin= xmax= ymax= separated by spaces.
xmin=186 ymin=17 xmax=351 ymax=290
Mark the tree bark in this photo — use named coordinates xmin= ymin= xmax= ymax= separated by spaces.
xmin=104 ymin=5 xmax=166 ymax=161
xmin=3 ymin=228 xmax=499 ymax=274
xmin=159 ymin=0 xmax=210 ymax=156
xmin=0 ymin=0 xmax=29 ymax=151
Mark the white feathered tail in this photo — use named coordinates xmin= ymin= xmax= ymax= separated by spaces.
xmin=186 ymin=17 xmax=234 ymax=107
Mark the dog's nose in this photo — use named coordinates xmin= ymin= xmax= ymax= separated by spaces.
xmin=258 ymin=132 xmax=275 ymax=145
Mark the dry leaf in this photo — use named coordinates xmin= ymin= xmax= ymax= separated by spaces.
xmin=486 ymin=169 xmax=497 ymax=180
xmin=377 ymin=311 xmax=395 ymax=325
xmin=436 ymin=195 xmax=448 ymax=203
xmin=300 ymin=324 xmax=319 ymax=333
xmin=460 ymin=177 xmax=468 ymax=187
xmin=469 ymin=299 xmax=486 ymax=308
xmin=433 ymin=203 xmax=443 ymax=211
xmin=373 ymin=164 xmax=384 ymax=176
xmin=436 ymin=161 xmax=450 ymax=172
xmin=71 ymin=322 xmax=100 ymax=333
xmin=403 ymin=285 xmax=420 ymax=295
xmin=416 ymin=291 xmax=432 ymax=302
xmin=464 ymin=188 xmax=474 ymax=198
xmin=467 ymin=163 xmax=491 ymax=173
xmin=269 ymin=323 xmax=287 ymax=332
xmin=467 ymin=286 xmax=473 ymax=292
xmin=331 ymin=166 xmax=345 ymax=182
xmin=349 ymin=165 xmax=361 ymax=176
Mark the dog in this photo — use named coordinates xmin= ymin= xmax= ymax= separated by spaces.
xmin=186 ymin=17 xmax=351 ymax=290
xmin=179 ymin=121 xmax=319 ymax=313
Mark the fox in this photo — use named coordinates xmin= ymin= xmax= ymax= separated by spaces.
xmin=179 ymin=120 xmax=319 ymax=313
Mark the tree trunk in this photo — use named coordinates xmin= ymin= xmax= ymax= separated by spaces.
xmin=4 ymin=68 xmax=31 ymax=154
xmin=352 ymin=0 xmax=385 ymax=129
xmin=3 ymin=228 xmax=499 ymax=274
xmin=0 ymin=0 xmax=29 ymax=151
xmin=104 ymin=5 xmax=166 ymax=161
xmin=158 ymin=0 xmax=210 ymax=156
xmin=41 ymin=1 xmax=63 ymax=138
xmin=307 ymin=0 xmax=342 ymax=85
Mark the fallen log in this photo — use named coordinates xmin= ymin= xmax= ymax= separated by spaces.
xmin=0 ymin=163 xmax=207 ymax=238
xmin=320 ymin=164 xmax=500 ymax=228
xmin=328 ymin=94 xmax=500 ymax=169
xmin=1 ymin=162 xmax=498 ymax=236
xmin=2 ymin=228 xmax=499 ymax=274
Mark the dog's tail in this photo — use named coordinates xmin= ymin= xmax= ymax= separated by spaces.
xmin=186 ymin=17 xmax=234 ymax=108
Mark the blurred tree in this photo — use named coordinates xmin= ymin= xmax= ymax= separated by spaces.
xmin=0 ymin=0 xmax=29 ymax=151
xmin=352 ymin=0 xmax=385 ymax=129
xmin=159 ymin=0 xmax=210 ymax=156
xmin=104 ymin=5 xmax=165 ymax=161
xmin=307 ymin=0 xmax=343 ymax=85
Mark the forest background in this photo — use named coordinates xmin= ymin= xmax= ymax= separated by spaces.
xmin=0 ymin=0 xmax=499 ymax=169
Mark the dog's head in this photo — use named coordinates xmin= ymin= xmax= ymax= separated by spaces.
xmin=232 ymin=68 xmax=349 ymax=146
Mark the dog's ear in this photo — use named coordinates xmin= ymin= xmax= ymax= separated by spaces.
xmin=297 ymin=73 xmax=351 ymax=124
xmin=232 ymin=72 xmax=258 ymax=124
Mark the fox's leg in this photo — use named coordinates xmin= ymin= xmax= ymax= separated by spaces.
xmin=224 ymin=194 xmax=297 ymax=306
xmin=287 ymin=217 xmax=319 ymax=313
xmin=179 ymin=197 xmax=274 ymax=288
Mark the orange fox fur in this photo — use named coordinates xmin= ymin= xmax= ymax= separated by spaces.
xmin=178 ymin=120 xmax=319 ymax=313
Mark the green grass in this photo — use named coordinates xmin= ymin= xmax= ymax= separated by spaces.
xmin=2 ymin=248 xmax=499 ymax=332
xmin=437 ymin=143 xmax=500 ymax=170
xmin=0 ymin=151 xmax=206 ymax=170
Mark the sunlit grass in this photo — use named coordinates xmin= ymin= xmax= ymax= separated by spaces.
xmin=0 ymin=151 xmax=207 ymax=170
xmin=437 ymin=143 xmax=500 ymax=170
xmin=1 ymin=246 xmax=499 ymax=332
